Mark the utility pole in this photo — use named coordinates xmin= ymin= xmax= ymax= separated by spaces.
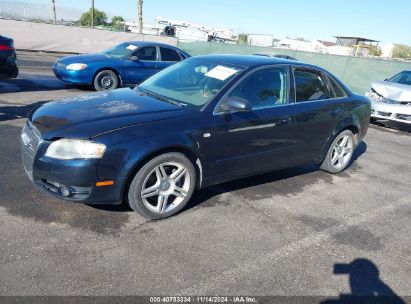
xmin=51 ymin=0 xmax=57 ymax=24
xmin=91 ymin=0 xmax=94 ymax=28
xmin=137 ymin=0 xmax=143 ymax=34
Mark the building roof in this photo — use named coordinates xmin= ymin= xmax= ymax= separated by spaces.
xmin=334 ymin=36 xmax=380 ymax=43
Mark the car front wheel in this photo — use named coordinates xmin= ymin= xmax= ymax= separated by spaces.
xmin=127 ymin=153 xmax=196 ymax=219
xmin=321 ymin=130 xmax=355 ymax=173
xmin=93 ymin=70 xmax=119 ymax=91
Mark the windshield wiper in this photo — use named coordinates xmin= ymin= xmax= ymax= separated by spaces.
xmin=141 ymin=89 xmax=187 ymax=107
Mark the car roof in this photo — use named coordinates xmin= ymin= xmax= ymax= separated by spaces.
xmin=123 ymin=41 xmax=180 ymax=48
xmin=122 ymin=41 xmax=190 ymax=56
xmin=191 ymin=54 xmax=312 ymax=68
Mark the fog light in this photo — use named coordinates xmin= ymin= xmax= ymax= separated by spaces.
xmin=59 ymin=186 xmax=71 ymax=197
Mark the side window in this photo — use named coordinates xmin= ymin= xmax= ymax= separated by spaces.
xmin=294 ymin=69 xmax=331 ymax=102
xmin=327 ymin=74 xmax=347 ymax=98
xmin=226 ymin=67 xmax=289 ymax=110
xmin=160 ymin=47 xmax=181 ymax=62
xmin=135 ymin=47 xmax=156 ymax=61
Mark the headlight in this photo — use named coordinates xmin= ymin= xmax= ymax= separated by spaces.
xmin=66 ymin=63 xmax=87 ymax=71
xmin=45 ymin=139 xmax=106 ymax=160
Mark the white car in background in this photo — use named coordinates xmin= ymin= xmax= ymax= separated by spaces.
xmin=366 ymin=70 xmax=411 ymax=124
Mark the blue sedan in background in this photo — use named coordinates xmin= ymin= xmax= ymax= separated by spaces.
xmin=53 ymin=41 xmax=190 ymax=90
xmin=0 ymin=35 xmax=18 ymax=79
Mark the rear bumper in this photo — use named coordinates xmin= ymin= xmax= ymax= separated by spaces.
xmin=52 ymin=63 xmax=92 ymax=85
xmin=371 ymin=100 xmax=411 ymax=124
xmin=0 ymin=56 xmax=18 ymax=79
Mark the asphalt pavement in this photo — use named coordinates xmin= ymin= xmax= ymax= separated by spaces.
xmin=0 ymin=52 xmax=410 ymax=300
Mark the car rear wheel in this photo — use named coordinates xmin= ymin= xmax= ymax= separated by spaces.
xmin=321 ymin=130 xmax=355 ymax=174
xmin=93 ymin=70 xmax=119 ymax=91
xmin=127 ymin=153 xmax=196 ymax=219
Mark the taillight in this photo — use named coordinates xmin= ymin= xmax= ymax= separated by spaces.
xmin=0 ymin=44 xmax=14 ymax=51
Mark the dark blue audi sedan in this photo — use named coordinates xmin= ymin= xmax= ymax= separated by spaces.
xmin=22 ymin=55 xmax=371 ymax=219
xmin=52 ymin=41 xmax=190 ymax=90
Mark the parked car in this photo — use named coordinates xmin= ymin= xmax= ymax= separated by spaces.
xmin=22 ymin=55 xmax=370 ymax=219
xmin=254 ymin=52 xmax=297 ymax=61
xmin=0 ymin=35 xmax=18 ymax=79
xmin=52 ymin=41 xmax=190 ymax=91
xmin=365 ymin=70 xmax=411 ymax=124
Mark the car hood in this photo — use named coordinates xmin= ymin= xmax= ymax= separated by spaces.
xmin=30 ymin=88 xmax=186 ymax=140
xmin=58 ymin=53 xmax=112 ymax=65
xmin=371 ymin=81 xmax=411 ymax=102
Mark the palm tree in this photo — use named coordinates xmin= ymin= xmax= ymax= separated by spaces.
xmin=137 ymin=0 xmax=143 ymax=34
xmin=51 ymin=0 xmax=57 ymax=24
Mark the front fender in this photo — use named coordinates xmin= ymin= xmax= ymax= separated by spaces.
xmin=95 ymin=111 xmax=213 ymax=187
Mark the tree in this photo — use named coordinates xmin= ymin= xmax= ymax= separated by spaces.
xmin=369 ymin=45 xmax=382 ymax=57
xmin=111 ymin=16 xmax=125 ymax=31
xmin=51 ymin=0 xmax=56 ymax=24
xmin=79 ymin=8 xmax=107 ymax=27
xmin=237 ymin=34 xmax=248 ymax=45
xmin=111 ymin=16 xmax=124 ymax=25
xmin=392 ymin=44 xmax=411 ymax=59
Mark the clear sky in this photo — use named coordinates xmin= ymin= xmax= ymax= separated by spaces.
xmin=26 ymin=0 xmax=411 ymax=45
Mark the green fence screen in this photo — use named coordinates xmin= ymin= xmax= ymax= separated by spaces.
xmin=178 ymin=42 xmax=411 ymax=94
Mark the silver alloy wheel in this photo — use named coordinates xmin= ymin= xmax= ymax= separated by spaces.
xmin=140 ymin=161 xmax=191 ymax=214
xmin=330 ymin=135 xmax=354 ymax=169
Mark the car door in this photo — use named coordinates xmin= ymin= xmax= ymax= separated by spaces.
xmin=156 ymin=47 xmax=183 ymax=71
xmin=212 ymin=65 xmax=298 ymax=182
xmin=287 ymin=66 xmax=344 ymax=165
xmin=122 ymin=46 xmax=158 ymax=85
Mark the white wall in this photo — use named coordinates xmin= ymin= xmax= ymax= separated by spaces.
xmin=0 ymin=19 xmax=178 ymax=53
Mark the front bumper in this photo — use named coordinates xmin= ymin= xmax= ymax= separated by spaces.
xmin=371 ymin=100 xmax=411 ymax=125
xmin=21 ymin=122 xmax=125 ymax=205
xmin=52 ymin=63 xmax=92 ymax=85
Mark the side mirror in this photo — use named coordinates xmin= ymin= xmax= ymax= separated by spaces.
xmin=129 ymin=55 xmax=139 ymax=61
xmin=221 ymin=97 xmax=252 ymax=113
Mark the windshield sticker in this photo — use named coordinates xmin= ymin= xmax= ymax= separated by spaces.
xmin=205 ymin=66 xmax=238 ymax=81
xmin=126 ymin=45 xmax=138 ymax=51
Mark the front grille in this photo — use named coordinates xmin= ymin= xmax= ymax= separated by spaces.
xmin=21 ymin=122 xmax=41 ymax=179
xmin=377 ymin=111 xmax=392 ymax=117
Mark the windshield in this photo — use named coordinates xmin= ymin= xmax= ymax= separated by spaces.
xmin=101 ymin=43 xmax=138 ymax=59
xmin=388 ymin=71 xmax=411 ymax=86
xmin=138 ymin=58 xmax=244 ymax=110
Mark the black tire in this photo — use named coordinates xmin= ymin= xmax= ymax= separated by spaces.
xmin=127 ymin=152 xmax=196 ymax=219
xmin=320 ymin=130 xmax=355 ymax=174
xmin=93 ymin=70 xmax=119 ymax=91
